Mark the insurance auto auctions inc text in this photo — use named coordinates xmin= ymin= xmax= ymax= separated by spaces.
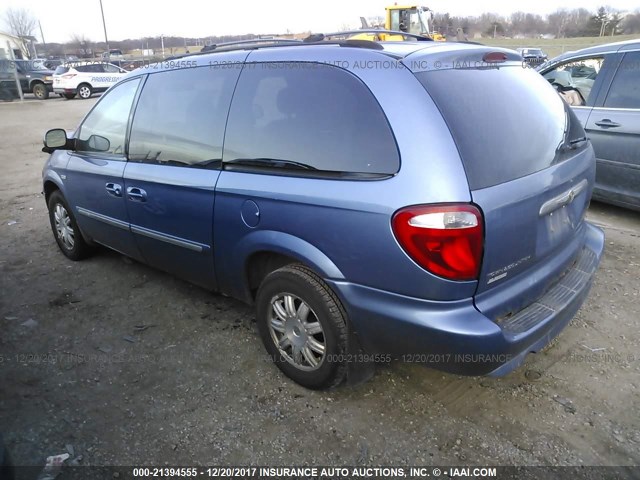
xmin=257 ymin=466 xmax=497 ymax=477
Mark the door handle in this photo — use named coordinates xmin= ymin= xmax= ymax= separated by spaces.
xmin=126 ymin=186 xmax=147 ymax=202
xmin=105 ymin=182 xmax=122 ymax=197
xmin=594 ymin=119 xmax=621 ymax=128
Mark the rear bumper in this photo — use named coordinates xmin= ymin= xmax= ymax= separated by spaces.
xmin=328 ymin=222 xmax=604 ymax=376
xmin=54 ymin=87 xmax=76 ymax=94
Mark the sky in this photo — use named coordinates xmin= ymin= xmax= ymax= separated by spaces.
xmin=2 ymin=0 xmax=639 ymax=43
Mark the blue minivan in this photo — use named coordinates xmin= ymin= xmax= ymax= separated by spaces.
xmin=42 ymin=39 xmax=604 ymax=389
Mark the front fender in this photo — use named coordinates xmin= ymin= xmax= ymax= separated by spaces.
xmin=42 ymin=151 xmax=71 ymax=202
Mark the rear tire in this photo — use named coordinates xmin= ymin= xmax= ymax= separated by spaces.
xmin=255 ymin=264 xmax=348 ymax=389
xmin=47 ymin=191 xmax=92 ymax=261
xmin=32 ymin=83 xmax=49 ymax=100
xmin=77 ymin=83 xmax=92 ymax=99
xmin=63 ymin=93 xmax=76 ymax=99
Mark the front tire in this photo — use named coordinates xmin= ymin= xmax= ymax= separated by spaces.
xmin=32 ymin=83 xmax=49 ymax=100
xmin=47 ymin=191 xmax=92 ymax=260
xmin=255 ymin=264 xmax=348 ymax=389
xmin=77 ymin=83 xmax=92 ymax=99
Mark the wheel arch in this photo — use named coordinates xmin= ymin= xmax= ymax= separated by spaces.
xmin=43 ymin=176 xmax=64 ymax=205
xmin=228 ymin=230 xmax=346 ymax=303
xmin=29 ymin=79 xmax=45 ymax=90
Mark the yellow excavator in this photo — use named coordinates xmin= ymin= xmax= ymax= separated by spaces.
xmin=353 ymin=5 xmax=446 ymax=42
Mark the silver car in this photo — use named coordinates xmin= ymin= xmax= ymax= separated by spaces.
xmin=538 ymin=39 xmax=640 ymax=211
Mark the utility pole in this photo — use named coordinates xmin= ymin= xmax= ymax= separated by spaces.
xmin=7 ymin=41 xmax=24 ymax=101
xmin=99 ymin=0 xmax=110 ymax=53
xmin=38 ymin=21 xmax=47 ymax=56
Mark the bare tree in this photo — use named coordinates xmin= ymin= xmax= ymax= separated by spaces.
xmin=2 ymin=7 xmax=37 ymax=38
xmin=620 ymin=11 xmax=640 ymax=34
xmin=69 ymin=33 xmax=93 ymax=58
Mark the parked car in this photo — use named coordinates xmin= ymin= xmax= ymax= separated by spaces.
xmin=538 ymin=39 xmax=640 ymax=211
xmin=41 ymin=40 xmax=604 ymax=389
xmin=101 ymin=49 xmax=125 ymax=61
xmin=0 ymin=58 xmax=54 ymax=99
xmin=516 ymin=47 xmax=548 ymax=66
xmin=53 ymin=61 xmax=128 ymax=99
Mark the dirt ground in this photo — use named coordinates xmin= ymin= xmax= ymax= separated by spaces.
xmin=0 ymin=97 xmax=639 ymax=472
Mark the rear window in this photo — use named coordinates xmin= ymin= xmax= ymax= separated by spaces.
xmin=54 ymin=66 xmax=69 ymax=75
xmin=416 ymin=66 xmax=573 ymax=190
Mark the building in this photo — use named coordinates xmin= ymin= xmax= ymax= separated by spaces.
xmin=0 ymin=31 xmax=33 ymax=59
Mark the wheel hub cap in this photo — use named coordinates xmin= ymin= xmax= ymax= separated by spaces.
xmin=268 ymin=293 xmax=326 ymax=371
xmin=54 ymin=204 xmax=74 ymax=250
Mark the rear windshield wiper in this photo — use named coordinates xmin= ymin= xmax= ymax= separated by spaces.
xmin=224 ymin=158 xmax=317 ymax=170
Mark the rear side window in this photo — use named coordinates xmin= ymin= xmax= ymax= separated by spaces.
xmin=417 ymin=66 xmax=571 ymax=190
xmin=128 ymin=66 xmax=240 ymax=167
xmin=223 ymin=62 xmax=399 ymax=176
xmin=76 ymin=64 xmax=102 ymax=73
xmin=103 ymin=63 xmax=120 ymax=73
xmin=54 ymin=66 xmax=69 ymax=75
xmin=604 ymin=51 xmax=640 ymax=109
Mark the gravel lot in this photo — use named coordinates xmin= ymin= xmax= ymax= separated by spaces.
xmin=1 ymin=98 xmax=639 ymax=471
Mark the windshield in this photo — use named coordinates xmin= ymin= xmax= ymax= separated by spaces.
xmin=15 ymin=60 xmax=48 ymax=71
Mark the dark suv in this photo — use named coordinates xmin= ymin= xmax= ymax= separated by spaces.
xmin=0 ymin=59 xmax=54 ymax=99
xmin=41 ymin=39 xmax=604 ymax=389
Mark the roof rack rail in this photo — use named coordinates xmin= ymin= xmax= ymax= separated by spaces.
xmin=164 ymin=36 xmax=385 ymax=61
xmin=203 ymin=37 xmax=303 ymax=52
xmin=306 ymin=30 xmax=433 ymax=42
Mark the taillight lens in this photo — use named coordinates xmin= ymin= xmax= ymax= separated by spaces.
xmin=61 ymin=74 xmax=76 ymax=79
xmin=483 ymin=52 xmax=507 ymax=63
xmin=392 ymin=204 xmax=484 ymax=281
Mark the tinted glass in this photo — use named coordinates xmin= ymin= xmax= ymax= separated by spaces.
xmin=77 ymin=78 xmax=141 ymax=156
xmin=103 ymin=63 xmax=120 ymax=73
xmin=54 ymin=66 xmax=69 ymax=75
xmin=417 ymin=66 xmax=575 ymax=190
xmin=604 ymin=52 xmax=640 ymax=109
xmin=76 ymin=64 xmax=102 ymax=73
xmin=128 ymin=66 xmax=239 ymax=167
xmin=223 ymin=62 xmax=399 ymax=175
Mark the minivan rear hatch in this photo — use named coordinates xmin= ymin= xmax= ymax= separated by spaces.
xmin=413 ymin=54 xmax=594 ymax=316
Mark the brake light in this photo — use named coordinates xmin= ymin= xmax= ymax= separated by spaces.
xmin=61 ymin=74 xmax=76 ymax=79
xmin=483 ymin=52 xmax=507 ymax=63
xmin=392 ymin=204 xmax=484 ymax=281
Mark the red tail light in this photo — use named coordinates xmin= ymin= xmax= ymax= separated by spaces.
xmin=392 ymin=204 xmax=484 ymax=281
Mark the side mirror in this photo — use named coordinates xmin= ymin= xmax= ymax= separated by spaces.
xmin=42 ymin=128 xmax=70 ymax=153
xmin=86 ymin=134 xmax=111 ymax=152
